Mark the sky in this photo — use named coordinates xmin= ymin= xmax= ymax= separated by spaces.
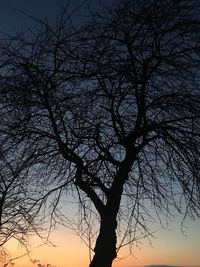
xmin=1 ymin=1 xmax=200 ymax=267
xmin=0 ymin=0 xmax=82 ymax=34
xmin=5 ymin=214 xmax=200 ymax=267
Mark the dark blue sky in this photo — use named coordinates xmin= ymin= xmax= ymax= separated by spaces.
xmin=0 ymin=0 xmax=63 ymax=34
xmin=0 ymin=0 xmax=101 ymax=35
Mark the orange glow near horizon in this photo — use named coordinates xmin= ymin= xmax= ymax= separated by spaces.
xmin=5 ymin=216 xmax=200 ymax=267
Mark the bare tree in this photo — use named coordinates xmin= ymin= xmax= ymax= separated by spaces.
xmin=0 ymin=143 xmax=61 ymax=266
xmin=0 ymin=141 xmax=51 ymax=265
xmin=0 ymin=247 xmax=29 ymax=267
xmin=0 ymin=1 xmax=200 ymax=267
xmin=0 ymin=149 xmax=33 ymax=247
xmin=0 ymin=248 xmax=9 ymax=267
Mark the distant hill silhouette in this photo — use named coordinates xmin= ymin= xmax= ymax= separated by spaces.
xmin=146 ymin=265 xmax=182 ymax=267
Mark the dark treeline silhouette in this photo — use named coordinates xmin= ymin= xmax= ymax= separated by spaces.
xmin=0 ymin=1 xmax=200 ymax=267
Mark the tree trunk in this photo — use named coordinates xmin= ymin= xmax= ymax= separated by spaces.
xmin=89 ymin=215 xmax=117 ymax=267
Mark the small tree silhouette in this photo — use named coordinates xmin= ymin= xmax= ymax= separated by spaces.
xmin=31 ymin=258 xmax=57 ymax=267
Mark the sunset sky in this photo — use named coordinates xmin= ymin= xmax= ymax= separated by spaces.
xmin=5 ymin=214 xmax=200 ymax=267
xmin=1 ymin=1 xmax=200 ymax=267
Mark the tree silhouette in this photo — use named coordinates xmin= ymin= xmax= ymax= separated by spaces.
xmin=0 ymin=148 xmax=39 ymax=248
xmin=0 ymin=1 xmax=200 ymax=267
xmin=31 ymin=258 xmax=57 ymax=267
xmin=0 ymin=146 xmax=46 ymax=266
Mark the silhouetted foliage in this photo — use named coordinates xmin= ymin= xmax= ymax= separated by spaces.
xmin=0 ymin=1 xmax=200 ymax=267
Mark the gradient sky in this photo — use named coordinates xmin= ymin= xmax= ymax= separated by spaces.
xmin=5 ymin=215 xmax=200 ymax=267
xmin=1 ymin=1 xmax=200 ymax=267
